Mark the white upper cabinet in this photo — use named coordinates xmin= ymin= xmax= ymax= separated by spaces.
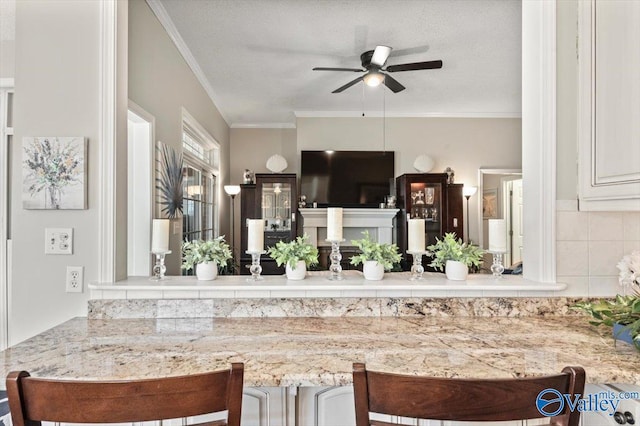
xmin=578 ymin=0 xmax=640 ymax=211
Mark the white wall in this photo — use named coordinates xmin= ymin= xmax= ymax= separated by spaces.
xmin=10 ymin=0 xmax=101 ymax=344
xmin=128 ymin=0 xmax=230 ymax=275
xmin=297 ymin=117 xmax=522 ymax=243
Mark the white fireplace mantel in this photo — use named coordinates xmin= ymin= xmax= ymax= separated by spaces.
xmin=298 ymin=208 xmax=399 ymax=247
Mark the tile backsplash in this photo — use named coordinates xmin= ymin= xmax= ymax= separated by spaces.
xmin=556 ymin=200 xmax=640 ymax=296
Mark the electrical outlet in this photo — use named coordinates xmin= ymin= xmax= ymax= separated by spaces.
xmin=66 ymin=266 xmax=83 ymax=293
xmin=45 ymin=228 xmax=73 ymax=254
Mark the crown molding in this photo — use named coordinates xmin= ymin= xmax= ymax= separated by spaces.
xmin=293 ymin=110 xmax=521 ymax=118
xmin=230 ymin=122 xmax=297 ymax=129
xmin=145 ymin=0 xmax=230 ymax=127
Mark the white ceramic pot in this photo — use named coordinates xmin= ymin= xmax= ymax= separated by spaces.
xmin=285 ymin=260 xmax=307 ymax=280
xmin=196 ymin=261 xmax=218 ymax=281
xmin=445 ymin=260 xmax=468 ymax=281
xmin=363 ymin=260 xmax=385 ymax=281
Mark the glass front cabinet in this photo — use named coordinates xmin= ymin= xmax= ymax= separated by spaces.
xmin=240 ymin=173 xmax=297 ymax=274
xmin=395 ymin=173 xmax=464 ymax=270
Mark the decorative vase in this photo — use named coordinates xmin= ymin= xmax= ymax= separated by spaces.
xmin=285 ymin=261 xmax=307 ymax=280
xmin=196 ymin=261 xmax=218 ymax=281
xmin=363 ymin=261 xmax=385 ymax=281
xmin=445 ymin=260 xmax=468 ymax=281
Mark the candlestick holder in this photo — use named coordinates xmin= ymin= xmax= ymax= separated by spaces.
xmin=407 ymin=251 xmax=427 ymax=281
xmin=150 ymin=250 xmax=171 ymax=281
xmin=246 ymin=250 xmax=266 ymax=281
xmin=326 ymin=239 xmax=345 ymax=281
xmin=490 ymin=251 xmax=505 ymax=278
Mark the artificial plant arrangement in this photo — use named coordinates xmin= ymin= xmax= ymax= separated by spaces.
xmin=181 ymin=236 xmax=233 ymax=271
xmin=573 ymin=251 xmax=640 ymax=350
xmin=267 ymin=234 xmax=319 ymax=269
xmin=426 ymin=232 xmax=484 ymax=271
xmin=350 ymin=230 xmax=402 ymax=270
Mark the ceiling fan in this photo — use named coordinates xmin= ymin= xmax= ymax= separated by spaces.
xmin=313 ymin=45 xmax=443 ymax=93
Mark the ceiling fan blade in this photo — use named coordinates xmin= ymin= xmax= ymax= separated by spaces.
xmin=313 ymin=67 xmax=363 ymax=72
xmin=332 ymin=76 xmax=364 ymax=93
xmin=371 ymin=45 xmax=392 ymax=67
xmin=386 ymin=60 xmax=443 ymax=73
xmin=382 ymin=74 xmax=405 ymax=93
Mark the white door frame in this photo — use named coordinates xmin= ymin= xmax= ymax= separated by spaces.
xmin=127 ymin=101 xmax=155 ymax=276
xmin=0 ymin=80 xmax=15 ymax=350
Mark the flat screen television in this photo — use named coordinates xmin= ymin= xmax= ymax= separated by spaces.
xmin=300 ymin=150 xmax=395 ymax=207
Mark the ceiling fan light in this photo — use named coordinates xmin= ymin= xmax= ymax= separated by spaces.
xmin=364 ymin=72 xmax=384 ymax=87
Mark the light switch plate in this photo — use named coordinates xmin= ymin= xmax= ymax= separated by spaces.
xmin=45 ymin=228 xmax=73 ymax=254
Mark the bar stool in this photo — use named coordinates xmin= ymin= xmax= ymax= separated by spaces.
xmin=353 ymin=363 xmax=585 ymax=426
xmin=6 ymin=363 xmax=244 ymax=426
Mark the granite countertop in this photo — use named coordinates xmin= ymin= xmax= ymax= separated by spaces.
xmin=1 ymin=316 xmax=638 ymax=387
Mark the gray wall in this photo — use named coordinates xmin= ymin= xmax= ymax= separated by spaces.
xmin=10 ymin=0 xmax=101 ymax=344
xmin=0 ymin=40 xmax=14 ymax=78
xmin=128 ymin=0 xmax=231 ymax=275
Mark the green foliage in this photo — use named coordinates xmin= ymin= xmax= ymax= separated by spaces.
xmin=350 ymin=231 xmax=402 ymax=271
xmin=573 ymin=291 xmax=640 ymax=350
xmin=267 ymin=234 xmax=319 ymax=268
xmin=427 ymin=232 xmax=484 ymax=271
xmin=181 ymin=236 xmax=232 ymax=271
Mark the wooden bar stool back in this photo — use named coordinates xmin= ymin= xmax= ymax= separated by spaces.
xmin=6 ymin=363 xmax=244 ymax=426
xmin=353 ymin=363 xmax=585 ymax=426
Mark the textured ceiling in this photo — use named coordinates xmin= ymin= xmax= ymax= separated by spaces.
xmin=158 ymin=0 xmax=522 ymax=126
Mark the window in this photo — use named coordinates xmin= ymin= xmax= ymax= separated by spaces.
xmin=181 ymin=109 xmax=220 ymax=256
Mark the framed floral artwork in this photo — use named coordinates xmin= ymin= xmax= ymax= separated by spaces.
xmin=22 ymin=136 xmax=87 ymax=209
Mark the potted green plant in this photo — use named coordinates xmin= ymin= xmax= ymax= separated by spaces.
xmin=573 ymin=251 xmax=640 ymax=350
xmin=267 ymin=234 xmax=319 ymax=280
xmin=181 ymin=236 xmax=232 ymax=281
xmin=427 ymin=233 xmax=483 ymax=280
xmin=350 ymin=231 xmax=402 ymax=280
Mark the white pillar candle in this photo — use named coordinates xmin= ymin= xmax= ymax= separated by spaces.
xmin=247 ymin=219 xmax=265 ymax=252
xmin=488 ymin=219 xmax=507 ymax=252
xmin=326 ymin=207 xmax=343 ymax=241
xmin=151 ymin=219 xmax=170 ymax=252
xmin=407 ymin=219 xmax=425 ymax=252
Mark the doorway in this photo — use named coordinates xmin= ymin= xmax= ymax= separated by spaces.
xmin=503 ymin=177 xmax=523 ymax=267
xmin=127 ymin=103 xmax=154 ymax=276
xmin=0 ymin=85 xmax=14 ymax=350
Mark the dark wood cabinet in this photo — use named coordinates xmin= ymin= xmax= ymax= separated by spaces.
xmin=239 ymin=173 xmax=297 ymax=275
xmin=395 ymin=173 xmax=464 ymax=270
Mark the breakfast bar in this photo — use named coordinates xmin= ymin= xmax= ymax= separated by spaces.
xmin=1 ymin=272 xmax=638 ymax=425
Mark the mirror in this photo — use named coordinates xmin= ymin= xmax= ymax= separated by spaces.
xmin=477 ymin=169 xmax=522 ymax=270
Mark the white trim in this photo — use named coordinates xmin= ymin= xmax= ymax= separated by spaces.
xmin=145 ymin=0 xmax=230 ymax=127
xmin=98 ymin=0 xmax=118 ymax=283
xmin=0 ymin=87 xmax=12 ymax=350
xmin=0 ymin=78 xmax=14 ymax=88
xmin=293 ymin=110 xmax=521 ymax=119
xmin=230 ymin=122 xmax=297 ymax=129
xmin=522 ymin=0 xmax=556 ymax=283
xmin=127 ymin=101 xmax=155 ymax=276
